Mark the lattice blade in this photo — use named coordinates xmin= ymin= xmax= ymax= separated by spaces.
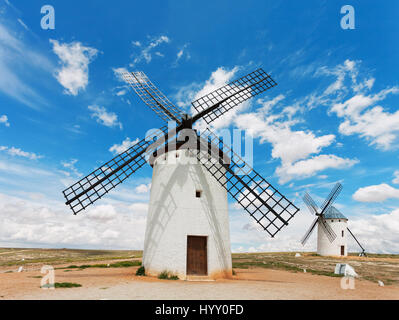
xmin=193 ymin=129 xmax=299 ymax=238
xmin=319 ymin=216 xmax=337 ymax=243
xmin=303 ymin=192 xmax=320 ymax=216
xmin=301 ymin=217 xmax=319 ymax=245
xmin=62 ymin=126 xmax=169 ymax=215
xmin=191 ymin=68 xmax=277 ymax=125
xmin=347 ymin=227 xmax=366 ymax=255
xmin=320 ymin=183 xmax=343 ymax=215
xmin=123 ymin=71 xmax=184 ymax=123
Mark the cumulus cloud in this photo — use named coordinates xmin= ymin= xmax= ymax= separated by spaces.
xmin=234 ymin=96 xmax=355 ymax=183
xmin=277 ymin=155 xmax=358 ymax=184
xmin=0 ymin=192 xmax=148 ymax=249
xmin=174 ymin=66 xmax=357 ymax=183
xmin=0 ymin=114 xmax=10 ymax=127
xmin=109 ymin=137 xmax=139 ymax=155
xmin=312 ymin=60 xmax=399 ymax=150
xmin=353 ymin=183 xmax=399 ymax=203
xmin=348 ymin=208 xmax=399 ymax=253
xmin=0 ymin=146 xmax=42 ymax=160
xmin=88 ymin=105 xmax=122 ymax=129
xmin=50 ymin=39 xmax=98 ymax=95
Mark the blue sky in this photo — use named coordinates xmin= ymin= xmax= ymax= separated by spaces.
xmin=0 ymin=0 xmax=398 ymax=253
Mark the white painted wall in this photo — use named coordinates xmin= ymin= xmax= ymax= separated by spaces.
xmin=317 ymin=218 xmax=348 ymax=256
xmin=143 ymin=148 xmax=232 ymax=279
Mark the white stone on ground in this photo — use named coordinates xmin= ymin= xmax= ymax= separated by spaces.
xmin=334 ymin=263 xmax=358 ymax=277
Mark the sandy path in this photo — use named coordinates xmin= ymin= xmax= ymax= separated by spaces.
xmin=1 ymin=265 xmax=398 ymax=300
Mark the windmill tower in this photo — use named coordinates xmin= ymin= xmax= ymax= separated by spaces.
xmin=301 ymin=183 xmax=366 ymax=257
xmin=62 ymin=68 xmax=300 ymax=280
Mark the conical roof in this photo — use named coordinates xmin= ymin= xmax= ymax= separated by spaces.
xmin=323 ymin=206 xmax=347 ymax=220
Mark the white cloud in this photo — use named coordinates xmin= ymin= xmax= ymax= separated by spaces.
xmin=313 ymin=60 xmax=399 ymax=150
xmin=61 ymin=159 xmax=82 ymax=177
xmin=0 ymin=192 xmax=148 ymax=249
xmin=135 ymin=183 xmax=151 ymax=194
xmin=348 ymin=208 xmax=399 ymax=253
xmin=174 ymin=66 xmax=239 ymax=117
xmin=109 ymin=137 xmax=139 ymax=155
xmin=50 ymin=39 xmax=98 ymax=95
xmin=173 ymin=43 xmax=190 ymax=66
xmin=353 ymin=183 xmax=399 ymax=203
xmin=234 ymin=97 xmax=355 ymax=183
xmin=230 ymin=206 xmax=399 ymax=254
xmin=86 ymin=205 xmax=117 ymax=222
xmin=393 ymin=171 xmax=399 ymax=184
xmin=0 ymin=146 xmax=42 ymax=160
xmin=130 ymin=35 xmax=170 ymax=67
xmin=175 ymin=66 xmax=357 ymax=183
xmin=88 ymin=105 xmax=122 ymax=129
xmin=0 ymin=114 xmax=10 ymax=127
xmin=112 ymin=67 xmax=128 ymax=82
xmin=277 ymin=155 xmax=358 ymax=184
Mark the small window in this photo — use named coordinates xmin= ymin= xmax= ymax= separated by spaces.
xmin=196 ymin=190 xmax=202 ymax=198
xmin=331 ymin=220 xmax=334 ymax=223
xmin=339 ymin=219 xmax=341 ymax=222
xmin=176 ymin=152 xmax=180 ymax=158
xmin=342 ymin=230 xmax=344 ymax=237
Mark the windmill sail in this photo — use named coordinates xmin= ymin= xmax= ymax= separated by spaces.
xmin=191 ymin=68 xmax=277 ymax=125
xmin=63 ymin=126 xmax=169 ymax=214
xmin=347 ymin=227 xmax=366 ymax=256
xmin=301 ymin=191 xmax=337 ymax=245
xmin=320 ymin=183 xmax=342 ymax=215
xmin=319 ymin=216 xmax=337 ymax=242
xmin=123 ymin=71 xmax=185 ymax=123
xmin=193 ymin=129 xmax=299 ymax=237
xmin=303 ymin=192 xmax=319 ymax=216
xmin=301 ymin=217 xmax=319 ymax=245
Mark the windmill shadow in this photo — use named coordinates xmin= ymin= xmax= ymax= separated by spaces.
xmin=188 ymin=156 xmax=231 ymax=275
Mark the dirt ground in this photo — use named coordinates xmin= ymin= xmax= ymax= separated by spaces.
xmin=0 ymin=261 xmax=398 ymax=300
xmin=0 ymin=248 xmax=398 ymax=300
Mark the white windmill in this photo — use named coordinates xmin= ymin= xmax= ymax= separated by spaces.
xmin=63 ymin=68 xmax=300 ymax=279
xmin=301 ymin=183 xmax=366 ymax=257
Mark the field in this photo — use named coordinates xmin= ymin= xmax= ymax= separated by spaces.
xmin=0 ymin=248 xmax=398 ymax=300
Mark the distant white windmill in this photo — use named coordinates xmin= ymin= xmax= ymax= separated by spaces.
xmin=301 ymin=183 xmax=366 ymax=257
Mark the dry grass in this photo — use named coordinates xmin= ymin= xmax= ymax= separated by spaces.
xmin=0 ymin=248 xmax=141 ymax=267
xmin=232 ymin=252 xmax=399 ymax=285
xmin=1 ymin=248 xmax=398 ymax=286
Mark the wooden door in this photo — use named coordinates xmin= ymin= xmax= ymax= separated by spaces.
xmin=186 ymin=236 xmax=207 ymax=275
xmin=341 ymin=245 xmax=345 ymax=256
